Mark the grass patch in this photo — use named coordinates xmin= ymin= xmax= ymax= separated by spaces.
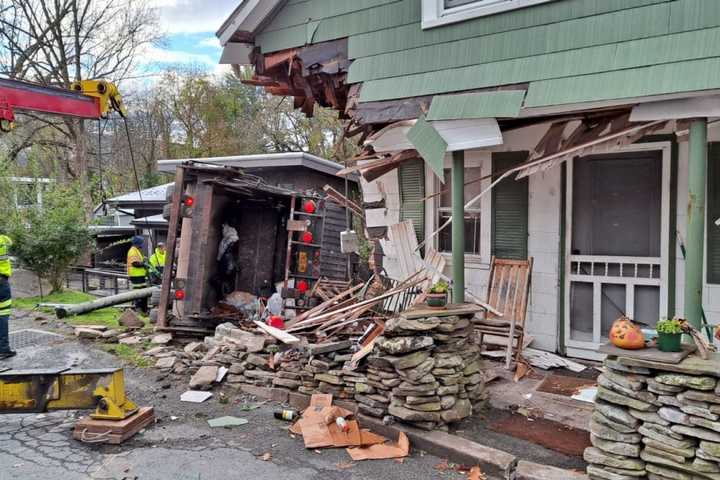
xmin=14 ymin=289 xmax=148 ymax=329
xmin=101 ymin=344 xmax=152 ymax=368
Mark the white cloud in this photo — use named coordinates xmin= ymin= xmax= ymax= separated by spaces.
xmin=139 ymin=44 xmax=217 ymax=67
xmin=198 ymin=37 xmax=221 ymax=49
xmin=150 ymin=0 xmax=239 ymax=34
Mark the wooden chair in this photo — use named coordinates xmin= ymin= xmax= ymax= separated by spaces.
xmin=476 ymin=256 xmax=533 ymax=369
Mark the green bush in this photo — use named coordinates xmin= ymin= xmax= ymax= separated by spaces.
xmin=5 ymin=183 xmax=93 ymax=293
xmin=656 ymin=318 xmax=683 ymax=335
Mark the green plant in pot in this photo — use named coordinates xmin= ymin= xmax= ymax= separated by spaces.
xmin=427 ymin=280 xmax=450 ymax=309
xmin=656 ymin=318 xmax=683 ymax=352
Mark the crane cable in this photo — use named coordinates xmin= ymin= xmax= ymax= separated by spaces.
xmin=120 ymin=115 xmax=154 ymax=234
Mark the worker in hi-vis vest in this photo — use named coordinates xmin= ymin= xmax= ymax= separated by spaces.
xmin=0 ymin=234 xmax=16 ymax=359
xmin=127 ymin=235 xmax=149 ymax=313
xmin=149 ymin=242 xmax=166 ymax=275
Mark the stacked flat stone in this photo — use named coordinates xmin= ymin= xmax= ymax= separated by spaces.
xmin=584 ymin=355 xmax=720 ymax=480
xmin=356 ymin=355 xmax=397 ymax=418
xmin=301 ymin=351 xmax=358 ymax=398
xmin=374 ymin=312 xmax=484 ymax=430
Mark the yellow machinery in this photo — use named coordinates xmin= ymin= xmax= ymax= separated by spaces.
xmin=70 ymin=79 xmax=128 ymax=118
xmin=0 ymin=367 xmax=138 ymax=420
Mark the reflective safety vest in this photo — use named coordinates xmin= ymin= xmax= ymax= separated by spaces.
xmin=149 ymin=249 xmax=166 ymax=270
xmin=0 ymin=235 xmax=13 ymax=278
xmin=127 ymin=246 xmax=146 ymax=278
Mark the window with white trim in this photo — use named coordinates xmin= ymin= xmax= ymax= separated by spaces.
xmin=437 ymin=166 xmax=484 ymax=255
xmin=422 ymin=0 xmax=558 ymax=29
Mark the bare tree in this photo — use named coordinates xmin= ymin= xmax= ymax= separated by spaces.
xmin=0 ymin=0 xmax=161 ymax=194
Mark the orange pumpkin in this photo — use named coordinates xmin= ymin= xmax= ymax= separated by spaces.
xmin=609 ymin=316 xmax=645 ymax=350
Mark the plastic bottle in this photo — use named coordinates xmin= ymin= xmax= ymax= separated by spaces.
xmin=274 ymin=409 xmax=298 ymax=421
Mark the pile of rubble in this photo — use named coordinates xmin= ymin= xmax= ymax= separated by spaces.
xmin=585 ymin=356 xmax=720 ymax=480
xmin=368 ymin=310 xmax=486 ymax=431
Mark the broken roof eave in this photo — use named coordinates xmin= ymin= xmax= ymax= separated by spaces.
xmin=216 ymin=0 xmax=284 ymax=47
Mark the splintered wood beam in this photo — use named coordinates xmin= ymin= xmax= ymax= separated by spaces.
xmin=264 ymin=49 xmax=297 ymax=70
xmin=362 ymin=149 xmax=419 ymax=182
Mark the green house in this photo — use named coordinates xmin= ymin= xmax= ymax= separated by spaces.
xmin=217 ymin=0 xmax=720 ymax=360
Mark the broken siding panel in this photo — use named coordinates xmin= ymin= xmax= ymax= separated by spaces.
xmin=524 ymin=57 xmax=720 ymax=108
xmin=348 ymin=3 xmax=670 ymax=83
xmin=257 ymin=0 xmax=419 ymax=54
xmin=358 ymin=27 xmax=720 ymax=103
xmin=347 ymin=0 xmax=670 ymax=59
xmin=427 ymin=90 xmax=526 ymax=120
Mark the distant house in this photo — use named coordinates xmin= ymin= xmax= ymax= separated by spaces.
xmin=218 ymin=0 xmax=720 ymax=359
xmin=6 ymin=176 xmax=52 ymax=209
xmin=91 ymin=183 xmax=173 ymax=269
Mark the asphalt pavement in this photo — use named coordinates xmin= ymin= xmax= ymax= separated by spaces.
xmin=1 ymin=312 xmax=492 ymax=480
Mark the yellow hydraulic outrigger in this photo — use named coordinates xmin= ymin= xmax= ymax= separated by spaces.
xmin=0 ymin=366 xmax=138 ymax=420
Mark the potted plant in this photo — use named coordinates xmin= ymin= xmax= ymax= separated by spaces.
xmin=427 ymin=280 xmax=449 ymax=309
xmin=656 ymin=318 xmax=683 ymax=352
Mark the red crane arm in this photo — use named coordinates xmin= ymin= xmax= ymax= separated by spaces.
xmin=0 ymin=78 xmax=102 ymax=124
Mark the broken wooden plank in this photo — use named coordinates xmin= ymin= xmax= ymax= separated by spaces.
xmin=521 ymin=348 xmax=586 ymax=372
xmin=253 ymin=321 xmax=300 ymax=345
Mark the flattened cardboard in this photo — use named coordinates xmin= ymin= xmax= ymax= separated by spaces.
xmin=359 ymin=429 xmax=387 ymax=446
xmin=346 ymin=432 xmax=410 ymax=461
xmin=328 ymin=419 xmax=362 ymax=447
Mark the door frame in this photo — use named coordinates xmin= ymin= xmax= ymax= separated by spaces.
xmin=564 ymin=142 xmax=671 ymax=360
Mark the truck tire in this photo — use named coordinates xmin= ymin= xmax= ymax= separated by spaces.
xmin=150 ymin=288 xmax=161 ymax=307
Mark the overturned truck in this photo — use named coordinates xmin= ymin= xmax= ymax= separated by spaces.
xmin=156 ymin=163 xmax=353 ymax=335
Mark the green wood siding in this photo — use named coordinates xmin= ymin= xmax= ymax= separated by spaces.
xmin=398 ymin=159 xmax=426 ymax=245
xmin=427 ymin=90 xmax=525 ymax=120
xmin=707 ymin=143 xmax=720 ymax=284
xmin=492 ymin=152 xmax=529 ymax=260
xmin=253 ymin=0 xmax=720 ymax=108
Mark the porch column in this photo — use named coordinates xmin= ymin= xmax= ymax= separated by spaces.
xmin=684 ymin=118 xmax=707 ymax=329
xmin=452 ymin=150 xmax=465 ymax=304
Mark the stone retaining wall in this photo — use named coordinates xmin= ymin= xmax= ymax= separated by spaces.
xmin=358 ymin=312 xmax=487 ymax=430
xmin=585 ymin=355 xmax=720 ymax=480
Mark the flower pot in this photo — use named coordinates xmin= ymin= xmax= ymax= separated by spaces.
xmin=426 ymin=292 xmax=448 ymax=309
xmin=657 ymin=332 xmax=682 ymax=352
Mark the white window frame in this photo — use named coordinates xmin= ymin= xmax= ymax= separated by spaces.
xmin=422 ymin=0 xmax=558 ymax=29
xmin=425 ymin=152 xmax=492 ymax=267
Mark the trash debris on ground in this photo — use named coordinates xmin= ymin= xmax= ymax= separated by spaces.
xmin=284 ymin=394 xmax=409 ymax=461
xmin=207 ymin=416 xmax=249 ymax=428
xmin=180 ymin=391 xmax=213 ymax=403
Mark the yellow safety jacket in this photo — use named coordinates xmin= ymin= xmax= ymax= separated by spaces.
xmin=149 ymin=249 xmax=166 ymax=270
xmin=127 ymin=246 xmax=147 ymax=278
xmin=0 ymin=235 xmax=13 ymax=278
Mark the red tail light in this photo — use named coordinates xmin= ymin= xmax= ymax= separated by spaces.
xmin=175 ymin=289 xmax=185 ymax=300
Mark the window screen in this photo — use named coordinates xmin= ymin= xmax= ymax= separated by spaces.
xmin=445 ymin=0 xmax=487 ymax=8
xmin=438 ymin=166 xmax=483 ymax=255
xmin=707 ymin=144 xmax=720 ymax=284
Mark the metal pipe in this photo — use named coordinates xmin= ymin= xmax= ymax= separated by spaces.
xmin=55 ymin=287 xmax=158 ymax=318
xmin=685 ymin=118 xmax=707 ymax=329
xmin=452 ymin=150 xmax=465 ymax=304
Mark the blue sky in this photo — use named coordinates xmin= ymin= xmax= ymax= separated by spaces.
xmin=139 ymin=0 xmax=240 ymax=76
